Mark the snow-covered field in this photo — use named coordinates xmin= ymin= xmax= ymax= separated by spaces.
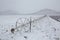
xmin=0 ymin=15 xmax=60 ymax=40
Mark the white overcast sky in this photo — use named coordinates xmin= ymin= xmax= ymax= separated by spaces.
xmin=0 ymin=0 xmax=60 ymax=13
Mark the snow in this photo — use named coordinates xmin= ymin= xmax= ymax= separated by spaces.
xmin=0 ymin=15 xmax=60 ymax=40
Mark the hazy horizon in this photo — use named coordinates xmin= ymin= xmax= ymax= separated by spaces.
xmin=0 ymin=0 xmax=60 ymax=14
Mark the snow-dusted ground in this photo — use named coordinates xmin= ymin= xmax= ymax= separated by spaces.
xmin=0 ymin=15 xmax=60 ymax=40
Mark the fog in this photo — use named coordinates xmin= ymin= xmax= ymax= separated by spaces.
xmin=0 ymin=0 xmax=60 ymax=14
